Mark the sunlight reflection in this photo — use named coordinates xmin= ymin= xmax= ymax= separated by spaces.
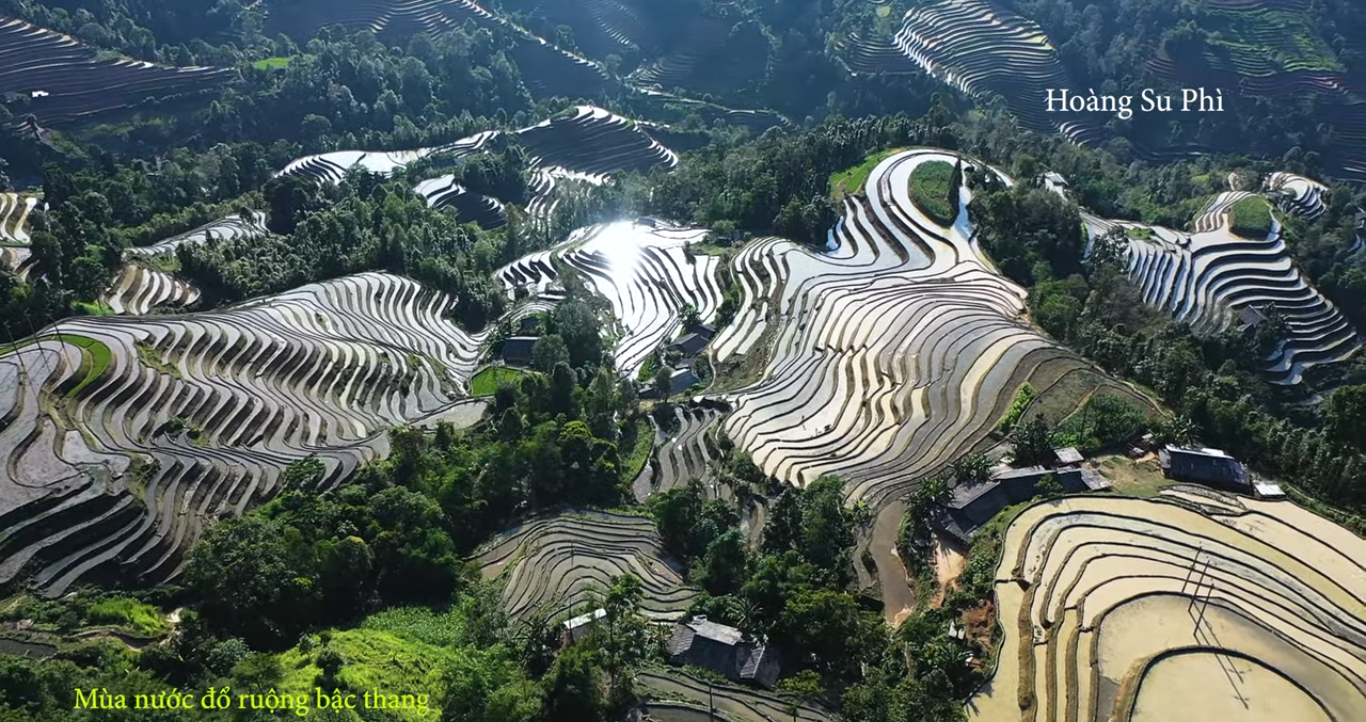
xmin=579 ymin=220 xmax=645 ymax=288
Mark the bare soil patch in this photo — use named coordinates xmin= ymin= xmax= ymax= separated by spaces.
xmin=1097 ymin=454 xmax=1172 ymax=497
xmin=930 ymin=533 xmax=967 ymax=608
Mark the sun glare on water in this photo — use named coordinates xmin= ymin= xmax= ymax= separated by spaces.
xmin=579 ymin=220 xmax=647 ymax=286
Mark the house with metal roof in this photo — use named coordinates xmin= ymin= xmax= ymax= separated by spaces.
xmin=665 ymin=616 xmax=780 ymax=688
xmin=561 ymin=608 xmax=605 ymax=646
xmin=499 ymin=336 xmax=538 ymax=367
xmin=1158 ymin=446 xmax=1249 ymax=489
xmin=933 ymin=466 xmax=1110 ymax=545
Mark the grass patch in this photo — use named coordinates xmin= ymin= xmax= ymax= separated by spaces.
xmin=1052 ymin=392 xmax=1157 ymax=452
xmin=1199 ymin=8 xmax=1341 ymax=76
xmin=710 ymin=321 xmax=777 ymax=392
xmin=469 ymin=366 xmax=526 ymax=397
xmin=619 ymin=418 xmax=654 ymax=481
xmin=1021 ymin=369 xmax=1102 ymax=426
xmin=996 ymin=382 xmax=1036 ymax=432
xmin=135 ymin=340 xmax=180 ymax=378
xmin=272 ymin=628 xmax=452 ymax=721
xmin=136 ymin=253 xmax=181 ymax=274
xmin=250 ymin=56 xmax=292 ymax=70
xmin=86 ymin=597 xmax=166 ymax=636
xmin=72 ymin=301 xmax=114 ymax=317
xmin=1229 ymin=196 xmax=1273 ymax=239
xmin=360 ymin=606 xmax=470 ymax=648
xmin=1097 ymin=455 xmax=1172 ymax=498
xmin=636 ymin=351 xmax=659 ymax=383
xmin=60 ymin=334 xmax=112 ymax=398
xmin=908 ymin=159 xmax=958 ymax=226
xmin=829 ymin=147 xmax=905 ymax=199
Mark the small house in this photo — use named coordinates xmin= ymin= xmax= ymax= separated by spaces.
xmin=1158 ymin=446 xmax=1249 ymax=489
xmin=665 ymin=616 xmax=780 ymax=688
xmin=669 ymin=324 xmax=716 ymax=359
xmin=500 ymin=337 xmax=538 ymax=367
xmin=1253 ymin=481 xmax=1285 ymax=499
xmin=933 ymin=466 xmax=1109 ymax=545
xmin=668 ymin=367 xmax=700 ymax=394
xmin=1042 ymin=171 xmax=1069 ymax=188
xmin=669 ymin=332 xmax=710 ymax=358
xmin=516 ymin=316 xmax=541 ymax=334
xmin=561 ymin=608 xmax=606 ymax=646
xmin=1053 ymin=447 xmax=1084 ymax=467
xmin=1238 ymin=305 xmax=1270 ymax=331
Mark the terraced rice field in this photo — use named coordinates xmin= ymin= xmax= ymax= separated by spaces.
xmin=838 ymin=0 xmax=1107 ymax=145
xmin=123 ymin=212 xmax=267 ymax=258
xmin=496 ymin=220 xmax=720 ymax=377
xmin=0 ymin=192 xmax=38 ymax=245
xmin=278 ymin=130 xmax=499 ymax=185
xmin=970 ymin=489 xmax=1366 ymax=722
xmin=1084 ymin=190 xmax=1362 ymax=384
xmin=0 ymin=193 xmax=37 ymax=277
xmin=637 ymin=668 xmax=832 ymax=722
xmin=101 ymin=264 xmax=201 ymax=315
xmin=1264 ymin=171 xmax=1327 ymax=221
xmin=1142 ymin=3 xmax=1366 ymax=179
xmin=413 ymin=176 xmax=507 ymax=229
xmin=265 ymin=0 xmax=496 ymax=41
xmin=631 ymin=404 xmax=724 ymax=501
xmin=0 ymin=272 xmax=490 ymax=595
xmin=0 ymin=18 xmax=230 ymax=125
xmin=265 ymin=0 xmax=611 ymax=98
xmin=282 ymin=106 xmax=675 ymax=224
xmin=503 ymin=0 xmax=658 ymax=59
xmin=714 ymin=149 xmax=1093 ymax=505
xmin=627 ymin=15 xmax=768 ymax=95
xmin=518 ymin=106 xmax=678 ymax=177
xmin=471 ymin=510 xmax=697 ymax=622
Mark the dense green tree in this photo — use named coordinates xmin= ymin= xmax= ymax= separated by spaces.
xmin=653 ymin=364 xmax=673 ymax=399
xmin=598 ymin=575 xmax=650 ymax=707
xmin=541 ymin=645 xmax=604 ymax=722
xmin=693 ymin=529 xmax=751 ymax=596
xmin=778 ymin=589 xmax=884 ymax=682
xmin=262 ymin=173 xmax=321 ymax=234
xmin=183 ymin=516 xmax=315 ymax=649
xmin=799 ymin=476 xmax=855 ymax=582
xmin=533 ymin=335 xmax=571 ymax=373
xmin=1324 ymin=386 xmax=1366 ymax=452
xmin=1012 ymin=416 xmax=1055 ymax=467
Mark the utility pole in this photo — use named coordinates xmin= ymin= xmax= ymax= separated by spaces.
xmin=22 ymin=315 xmax=48 ymax=380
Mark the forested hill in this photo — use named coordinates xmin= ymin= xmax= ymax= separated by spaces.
xmin=838 ymin=0 xmax=1366 ymax=180
xmin=3 ymin=0 xmax=1364 ymax=178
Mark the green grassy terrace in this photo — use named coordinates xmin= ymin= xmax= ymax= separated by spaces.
xmin=250 ymin=56 xmax=292 ymax=70
xmin=469 ymin=366 xmax=527 ymax=397
xmin=85 ymin=597 xmax=166 ymax=636
xmin=619 ymin=418 xmax=654 ymax=481
xmin=9 ymin=334 xmax=114 ymax=398
xmin=1229 ymin=196 xmax=1273 ymax=239
xmin=828 ymin=148 xmax=905 ymax=199
xmin=909 ymin=159 xmax=958 ymax=226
